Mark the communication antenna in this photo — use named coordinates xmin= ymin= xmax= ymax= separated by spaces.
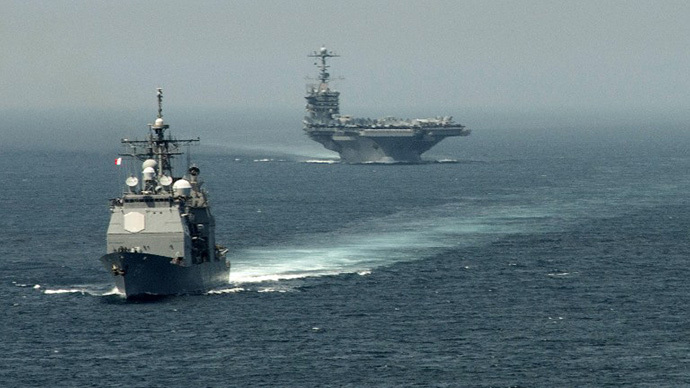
xmin=157 ymin=87 xmax=163 ymax=119
xmin=126 ymin=176 xmax=139 ymax=193
xmin=186 ymin=142 xmax=191 ymax=172
xmin=308 ymin=46 xmax=339 ymax=84
xmin=159 ymin=175 xmax=173 ymax=186
xmin=122 ymin=88 xmax=200 ymax=183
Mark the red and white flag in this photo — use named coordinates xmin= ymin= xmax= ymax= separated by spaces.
xmin=115 ymin=157 xmax=122 ymax=165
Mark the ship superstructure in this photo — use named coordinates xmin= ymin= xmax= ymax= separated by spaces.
xmin=100 ymin=89 xmax=229 ymax=298
xmin=303 ymin=47 xmax=471 ymax=163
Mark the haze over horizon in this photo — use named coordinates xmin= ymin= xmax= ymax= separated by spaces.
xmin=2 ymin=1 xmax=689 ymax=153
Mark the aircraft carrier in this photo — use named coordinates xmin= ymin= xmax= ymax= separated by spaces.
xmin=303 ymin=47 xmax=471 ymax=163
xmin=100 ymin=88 xmax=229 ymax=299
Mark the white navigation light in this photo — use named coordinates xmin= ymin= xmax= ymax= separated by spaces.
xmin=142 ymin=159 xmax=157 ymax=169
xmin=142 ymin=166 xmax=156 ymax=181
xmin=159 ymin=175 xmax=173 ymax=186
xmin=172 ymin=179 xmax=192 ymax=197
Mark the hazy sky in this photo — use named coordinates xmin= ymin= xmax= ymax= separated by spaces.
xmin=2 ymin=1 xmax=689 ymax=151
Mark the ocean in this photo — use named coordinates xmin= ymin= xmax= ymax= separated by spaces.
xmin=1 ymin=131 xmax=689 ymax=387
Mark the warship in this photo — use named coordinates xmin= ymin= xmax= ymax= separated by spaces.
xmin=303 ymin=47 xmax=471 ymax=163
xmin=100 ymin=88 xmax=230 ymax=299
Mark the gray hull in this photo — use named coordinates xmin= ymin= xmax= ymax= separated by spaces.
xmin=100 ymin=252 xmax=230 ymax=299
xmin=307 ymin=128 xmax=469 ymax=163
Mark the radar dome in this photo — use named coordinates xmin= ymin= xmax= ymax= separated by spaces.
xmin=142 ymin=166 xmax=156 ymax=181
xmin=320 ymin=47 xmax=327 ymax=54
xmin=173 ymin=179 xmax=192 ymax=197
xmin=142 ymin=159 xmax=157 ymax=169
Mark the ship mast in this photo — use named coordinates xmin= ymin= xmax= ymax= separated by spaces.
xmin=120 ymin=88 xmax=199 ymax=180
xmin=308 ymin=46 xmax=339 ymax=85
xmin=150 ymin=88 xmax=171 ymax=176
xmin=157 ymin=87 xmax=164 ymax=120
xmin=305 ymin=47 xmax=341 ymax=123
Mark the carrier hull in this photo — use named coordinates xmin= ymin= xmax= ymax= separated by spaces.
xmin=101 ymin=250 xmax=230 ymax=298
xmin=306 ymin=126 xmax=469 ymax=163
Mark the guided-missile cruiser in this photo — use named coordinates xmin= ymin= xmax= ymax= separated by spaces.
xmin=303 ymin=47 xmax=471 ymax=163
xmin=100 ymin=88 xmax=229 ymax=299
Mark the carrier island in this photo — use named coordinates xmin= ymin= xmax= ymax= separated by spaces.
xmin=303 ymin=47 xmax=471 ymax=163
xmin=100 ymin=89 xmax=230 ymax=299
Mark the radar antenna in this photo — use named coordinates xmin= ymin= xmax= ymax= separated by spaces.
xmin=308 ymin=46 xmax=339 ymax=84
xmin=157 ymin=87 xmax=163 ymax=119
xmin=119 ymin=88 xmax=199 ymax=179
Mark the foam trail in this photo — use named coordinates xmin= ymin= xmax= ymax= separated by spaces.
xmin=229 ymin=202 xmax=554 ymax=284
xmin=41 ymin=285 xmax=122 ymax=297
xmin=43 ymin=288 xmax=89 ymax=295
xmin=303 ymin=159 xmax=339 ymax=164
xmin=211 ymin=142 xmax=336 ymax=161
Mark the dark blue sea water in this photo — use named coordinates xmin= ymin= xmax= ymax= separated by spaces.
xmin=1 ymin=134 xmax=689 ymax=387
